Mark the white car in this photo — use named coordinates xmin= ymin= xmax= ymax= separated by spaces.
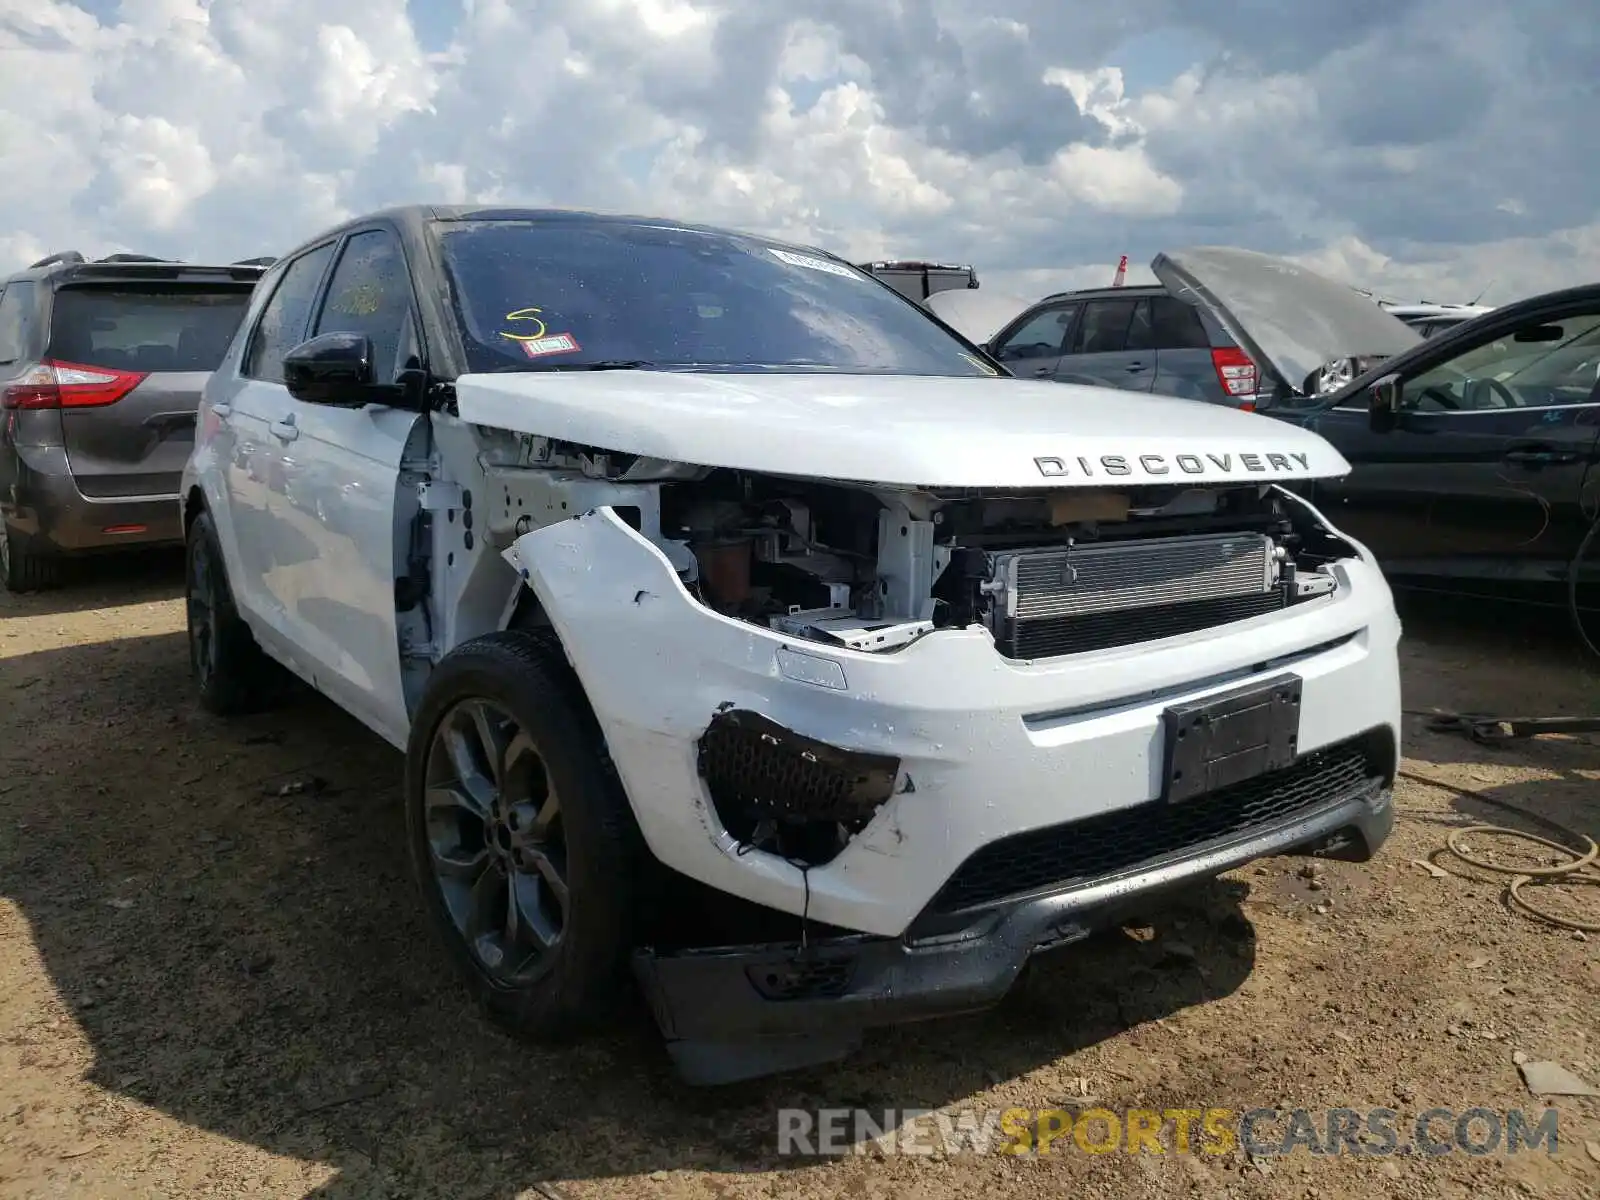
xmin=180 ymin=207 xmax=1402 ymax=1084
xmin=1379 ymin=301 xmax=1496 ymax=338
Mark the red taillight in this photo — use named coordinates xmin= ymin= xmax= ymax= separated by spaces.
xmin=1 ymin=360 xmax=146 ymax=410
xmin=1211 ymin=347 xmax=1258 ymax=405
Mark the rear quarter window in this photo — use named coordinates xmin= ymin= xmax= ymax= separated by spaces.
xmin=0 ymin=282 xmax=37 ymax=365
xmin=47 ymin=287 xmax=253 ymax=373
xmin=1150 ymin=296 xmax=1211 ymax=350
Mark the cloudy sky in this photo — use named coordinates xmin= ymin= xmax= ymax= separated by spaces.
xmin=3 ymin=0 xmax=1596 ymax=306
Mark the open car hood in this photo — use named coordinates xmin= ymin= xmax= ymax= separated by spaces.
xmin=1153 ymin=247 xmax=1423 ymax=397
xmin=454 ymin=370 xmax=1351 ymax=489
xmin=923 ymin=289 xmax=1034 ymax=345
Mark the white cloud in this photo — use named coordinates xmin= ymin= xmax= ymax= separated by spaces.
xmin=101 ymin=114 xmax=220 ymax=229
xmin=0 ymin=0 xmax=1594 ymax=305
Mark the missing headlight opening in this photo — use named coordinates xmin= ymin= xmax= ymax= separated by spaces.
xmin=697 ymin=709 xmax=902 ymax=866
xmin=659 ymin=469 xmax=1355 ymax=663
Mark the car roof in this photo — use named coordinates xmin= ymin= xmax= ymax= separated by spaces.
xmin=2 ymin=250 xmax=271 ymax=289
xmin=1037 ymin=283 xmax=1168 ymax=302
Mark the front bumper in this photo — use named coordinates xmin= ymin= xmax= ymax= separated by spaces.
xmin=511 ymin=506 xmax=1404 ymax=942
xmin=636 ymin=775 xmax=1392 ymax=1083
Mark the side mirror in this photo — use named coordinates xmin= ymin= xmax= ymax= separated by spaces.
xmin=283 ymin=333 xmax=379 ymax=406
xmin=1368 ymin=373 xmax=1401 ymax=433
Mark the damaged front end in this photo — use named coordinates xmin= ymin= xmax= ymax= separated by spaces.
xmin=499 ymin=442 xmax=1366 ymax=874
xmin=492 ymin=443 xmax=1396 ymax=1084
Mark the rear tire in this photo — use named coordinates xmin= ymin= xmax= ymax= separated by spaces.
xmin=0 ymin=525 xmax=62 ymax=593
xmin=185 ymin=509 xmax=277 ymax=715
xmin=404 ymin=629 xmax=642 ymax=1040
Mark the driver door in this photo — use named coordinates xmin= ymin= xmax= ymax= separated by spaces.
xmin=263 ymin=225 xmax=426 ymax=747
xmin=1309 ymin=306 xmax=1600 ymax=586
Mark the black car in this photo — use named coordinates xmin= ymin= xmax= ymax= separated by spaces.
xmin=0 ymin=251 xmax=270 ymax=590
xmin=1154 ymin=247 xmax=1600 ymax=613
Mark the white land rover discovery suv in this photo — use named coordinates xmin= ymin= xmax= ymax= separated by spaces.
xmin=180 ymin=205 xmax=1402 ymax=1084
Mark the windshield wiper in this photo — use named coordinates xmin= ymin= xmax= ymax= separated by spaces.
xmin=489 ymin=359 xmax=657 ymax=373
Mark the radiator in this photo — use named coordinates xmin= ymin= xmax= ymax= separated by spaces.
xmin=983 ymin=531 xmax=1284 ymax=658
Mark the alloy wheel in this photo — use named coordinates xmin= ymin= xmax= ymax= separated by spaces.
xmin=423 ymin=698 xmax=570 ymax=982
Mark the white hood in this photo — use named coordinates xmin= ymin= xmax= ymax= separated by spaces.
xmin=454 ymin=371 xmax=1351 ymax=489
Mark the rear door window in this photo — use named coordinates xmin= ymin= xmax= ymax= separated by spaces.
xmin=1124 ymin=299 xmax=1156 ymax=351
xmin=1072 ymin=298 xmax=1139 ymax=354
xmin=47 ymin=287 xmax=253 ymax=374
xmin=0 ymin=283 xmax=36 ymax=365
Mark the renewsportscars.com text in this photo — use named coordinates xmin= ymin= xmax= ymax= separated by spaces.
xmin=776 ymin=1106 xmax=1562 ymax=1158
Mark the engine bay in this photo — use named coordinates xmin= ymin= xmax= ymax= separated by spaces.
xmin=659 ymin=469 xmax=1355 ymax=660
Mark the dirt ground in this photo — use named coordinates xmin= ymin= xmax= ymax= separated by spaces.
xmin=2 ymin=555 xmax=1598 ymax=1200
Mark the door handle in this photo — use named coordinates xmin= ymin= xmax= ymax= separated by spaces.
xmin=1124 ymin=361 xmax=1147 ymax=372
xmin=270 ymin=418 xmax=299 ymax=442
xmin=1503 ymin=446 xmax=1578 ymax=467
xmin=210 ymin=403 xmax=232 ymax=418
xmin=1032 ymin=365 xmax=1053 ymax=377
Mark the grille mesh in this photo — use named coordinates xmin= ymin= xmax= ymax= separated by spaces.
xmin=1008 ymin=590 xmax=1288 ymax=658
xmin=926 ymin=736 xmax=1384 ymax=915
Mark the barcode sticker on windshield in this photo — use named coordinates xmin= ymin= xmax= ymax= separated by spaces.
xmin=519 ymin=333 xmax=581 ymax=358
xmin=770 ymin=249 xmax=860 ymax=280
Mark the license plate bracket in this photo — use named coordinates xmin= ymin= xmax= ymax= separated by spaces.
xmin=1161 ymin=673 xmax=1302 ymax=803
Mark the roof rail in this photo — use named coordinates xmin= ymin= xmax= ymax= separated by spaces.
xmin=27 ymin=250 xmax=87 ymax=270
xmin=96 ymin=253 xmax=173 ymax=263
xmin=231 ymin=256 xmax=277 ymax=267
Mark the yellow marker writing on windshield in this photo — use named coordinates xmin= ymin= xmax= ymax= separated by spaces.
xmin=500 ymin=307 xmax=548 ymax=342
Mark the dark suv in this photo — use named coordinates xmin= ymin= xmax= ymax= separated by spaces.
xmin=984 ymin=283 xmax=1268 ymax=410
xmin=0 ymin=251 xmax=271 ymax=590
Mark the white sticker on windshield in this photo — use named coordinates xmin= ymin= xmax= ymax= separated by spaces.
xmin=519 ymin=332 xmax=581 ymax=359
xmin=770 ymin=248 xmax=861 ymax=280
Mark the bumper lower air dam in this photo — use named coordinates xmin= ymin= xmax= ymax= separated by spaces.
xmin=634 ymin=758 xmax=1393 ymax=1085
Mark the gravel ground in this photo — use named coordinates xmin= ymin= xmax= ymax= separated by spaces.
xmin=2 ymin=554 xmax=1598 ymax=1199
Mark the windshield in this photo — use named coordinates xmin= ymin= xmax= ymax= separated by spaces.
xmin=1406 ymin=313 xmax=1600 ymax=410
xmin=433 ymin=219 xmax=1001 ymax=377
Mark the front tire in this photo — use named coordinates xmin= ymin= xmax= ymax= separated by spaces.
xmin=404 ymin=630 xmax=640 ymax=1040
xmin=185 ymin=509 xmax=277 ymax=715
